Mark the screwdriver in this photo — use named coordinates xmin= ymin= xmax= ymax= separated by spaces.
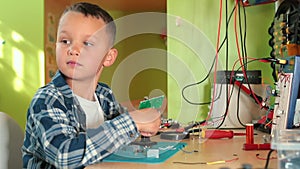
xmin=190 ymin=129 xmax=246 ymax=139
xmin=202 ymin=129 xmax=235 ymax=139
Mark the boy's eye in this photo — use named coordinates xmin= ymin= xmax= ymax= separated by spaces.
xmin=61 ymin=39 xmax=71 ymax=44
xmin=84 ymin=41 xmax=94 ymax=46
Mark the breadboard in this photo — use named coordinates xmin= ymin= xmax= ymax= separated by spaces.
xmin=271 ymin=56 xmax=300 ymax=131
xmin=272 ymin=73 xmax=293 ymax=131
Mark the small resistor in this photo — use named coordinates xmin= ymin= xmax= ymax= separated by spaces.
xmin=271 ymin=89 xmax=279 ymax=96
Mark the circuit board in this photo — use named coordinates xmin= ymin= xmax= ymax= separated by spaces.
xmin=103 ymin=142 xmax=187 ymax=164
xmin=138 ymin=95 xmax=165 ymax=109
xmin=113 ymin=142 xmax=178 ymax=158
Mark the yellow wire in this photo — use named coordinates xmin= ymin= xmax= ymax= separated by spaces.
xmin=207 ymin=160 xmax=226 ymax=165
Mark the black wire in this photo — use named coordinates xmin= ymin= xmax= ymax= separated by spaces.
xmin=237 ymin=2 xmax=248 ymax=70
xmin=225 ymin=0 xmax=229 ymax=71
xmin=211 ymin=3 xmax=260 ymax=128
xmin=181 ymin=38 xmax=224 ymax=105
xmin=240 ymin=5 xmax=258 ymax=110
xmin=264 ymin=149 xmax=275 ymax=169
xmin=215 ymin=0 xmax=231 ymax=129
xmin=237 ymin=3 xmax=247 ymax=128
xmin=216 ymin=59 xmax=260 ymax=129
xmin=242 ymin=4 xmax=248 ymax=68
xmin=238 ymin=2 xmax=246 ymax=70
xmin=215 ymin=79 xmax=235 ymax=129
xmin=225 ymin=0 xmax=230 ymax=126
xmin=236 ymin=78 xmax=246 ymax=127
xmin=241 ymin=5 xmax=259 ymax=110
xmin=215 ymin=2 xmax=251 ymax=129
xmin=235 ymin=4 xmax=261 ymax=125
xmin=236 ymin=2 xmax=258 ymax=113
xmin=181 ymin=3 xmax=236 ymax=105
xmin=237 ymin=2 xmax=260 ymax=114
xmin=181 ymin=2 xmax=236 ymax=128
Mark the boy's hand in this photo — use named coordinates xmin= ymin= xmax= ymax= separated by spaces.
xmin=129 ymin=108 xmax=161 ymax=137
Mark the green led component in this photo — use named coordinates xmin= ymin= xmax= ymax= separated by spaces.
xmin=235 ymin=76 xmax=244 ymax=81
xmin=138 ymin=95 xmax=164 ymax=109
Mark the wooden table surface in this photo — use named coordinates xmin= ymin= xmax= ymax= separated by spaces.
xmin=87 ymin=130 xmax=278 ymax=169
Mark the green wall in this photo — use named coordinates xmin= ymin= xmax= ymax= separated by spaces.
xmin=0 ymin=1 xmax=44 ymax=129
xmin=0 ymin=0 xmax=276 ymax=129
xmin=0 ymin=2 xmax=167 ymax=130
xmin=167 ymin=0 xmax=275 ymax=123
xmin=102 ymin=11 xmax=167 ymax=103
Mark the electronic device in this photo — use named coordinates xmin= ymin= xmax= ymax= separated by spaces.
xmin=271 ymin=57 xmax=300 ymax=132
xmin=210 ymin=70 xmax=265 ymax=128
xmin=268 ymin=0 xmax=300 ymax=131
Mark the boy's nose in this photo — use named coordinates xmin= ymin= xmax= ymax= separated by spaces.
xmin=68 ymin=45 xmax=80 ymax=56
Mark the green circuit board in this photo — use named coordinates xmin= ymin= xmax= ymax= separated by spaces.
xmin=138 ymin=95 xmax=164 ymax=109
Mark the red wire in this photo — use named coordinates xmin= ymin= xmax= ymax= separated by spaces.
xmin=208 ymin=1 xmax=267 ymax=124
xmin=207 ymin=0 xmax=223 ymax=122
xmin=214 ymin=1 xmax=240 ymax=123
xmin=256 ymin=153 xmax=277 ymax=160
xmin=225 ymin=157 xmax=239 ymax=162
xmin=227 ymin=58 xmax=252 ymax=102
xmin=233 ymin=0 xmax=262 ymax=107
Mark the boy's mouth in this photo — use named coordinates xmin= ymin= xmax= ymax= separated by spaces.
xmin=67 ymin=61 xmax=82 ymax=67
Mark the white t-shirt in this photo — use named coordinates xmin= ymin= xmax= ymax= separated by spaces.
xmin=75 ymin=93 xmax=104 ymax=129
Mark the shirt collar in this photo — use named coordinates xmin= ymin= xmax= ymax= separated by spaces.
xmin=52 ymin=71 xmax=74 ymax=103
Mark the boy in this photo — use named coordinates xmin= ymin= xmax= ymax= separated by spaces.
xmin=22 ymin=2 xmax=161 ymax=168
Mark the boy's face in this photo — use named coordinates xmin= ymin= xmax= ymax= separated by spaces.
xmin=56 ymin=11 xmax=113 ymax=81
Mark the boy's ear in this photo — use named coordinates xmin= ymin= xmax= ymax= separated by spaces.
xmin=103 ymin=48 xmax=118 ymax=67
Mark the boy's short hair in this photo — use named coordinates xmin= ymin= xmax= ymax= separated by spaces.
xmin=62 ymin=2 xmax=116 ymax=46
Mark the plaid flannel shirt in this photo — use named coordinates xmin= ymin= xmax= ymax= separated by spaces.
xmin=22 ymin=71 xmax=139 ymax=169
